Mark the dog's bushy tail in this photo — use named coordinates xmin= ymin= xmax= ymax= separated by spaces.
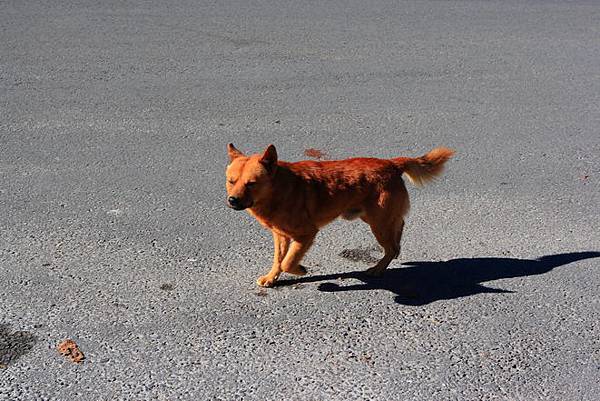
xmin=393 ymin=147 xmax=454 ymax=187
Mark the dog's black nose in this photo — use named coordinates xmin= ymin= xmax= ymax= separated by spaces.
xmin=228 ymin=196 xmax=240 ymax=208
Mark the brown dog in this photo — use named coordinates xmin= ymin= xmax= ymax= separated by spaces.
xmin=225 ymin=144 xmax=454 ymax=287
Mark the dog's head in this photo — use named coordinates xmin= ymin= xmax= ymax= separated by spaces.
xmin=225 ymin=143 xmax=278 ymax=210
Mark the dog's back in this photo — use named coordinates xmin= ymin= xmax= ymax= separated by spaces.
xmin=276 ymin=147 xmax=454 ymax=225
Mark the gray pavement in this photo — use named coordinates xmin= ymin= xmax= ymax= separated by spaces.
xmin=1 ymin=0 xmax=600 ymax=399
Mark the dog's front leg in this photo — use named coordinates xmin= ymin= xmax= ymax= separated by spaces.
xmin=257 ymin=231 xmax=291 ymax=287
xmin=279 ymin=233 xmax=316 ymax=276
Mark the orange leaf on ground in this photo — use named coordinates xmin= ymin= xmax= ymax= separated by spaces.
xmin=304 ymin=148 xmax=328 ymax=160
xmin=57 ymin=339 xmax=84 ymax=363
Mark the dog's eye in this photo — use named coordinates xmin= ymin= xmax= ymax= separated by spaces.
xmin=228 ymin=179 xmax=236 ymax=185
xmin=246 ymin=181 xmax=256 ymax=188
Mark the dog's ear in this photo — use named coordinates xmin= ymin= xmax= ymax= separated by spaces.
xmin=260 ymin=144 xmax=278 ymax=173
xmin=227 ymin=143 xmax=244 ymax=161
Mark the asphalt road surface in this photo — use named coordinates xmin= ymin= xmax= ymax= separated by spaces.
xmin=1 ymin=1 xmax=599 ymax=400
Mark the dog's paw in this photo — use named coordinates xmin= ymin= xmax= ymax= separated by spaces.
xmin=286 ymin=264 xmax=307 ymax=276
xmin=257 ymin=275 xmax=276 ymax=287
xmin=296 ymin=264 xmax=308 ymax=275
xmin=365 ymin=266 xmax=385 ymax=277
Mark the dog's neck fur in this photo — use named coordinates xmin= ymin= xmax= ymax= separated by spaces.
xmin=250 ymin=163 xmax=299 ymax=215
xmin=247 ymin=163 xmax=311 ymax=234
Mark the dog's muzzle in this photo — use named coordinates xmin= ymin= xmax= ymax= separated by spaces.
xmin=227 ymin=196 xmax=250 ymax=210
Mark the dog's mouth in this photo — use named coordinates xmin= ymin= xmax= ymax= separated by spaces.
xmin=227 ymin=201 xmax=253 ymax=211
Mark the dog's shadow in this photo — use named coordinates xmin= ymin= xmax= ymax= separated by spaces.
xmin=277 ymin=251 xmax=600 ymax=305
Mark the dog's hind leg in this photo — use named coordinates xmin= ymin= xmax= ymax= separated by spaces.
xmin=364 ymin=220 xmax=399 ymax=277
xmin=394 ymin=218 xmax=405 ymax=260
xmin=362 ymin=189 xmax=408 ymax=277
xmin=257 ymin=232 xmax=291 ymax=287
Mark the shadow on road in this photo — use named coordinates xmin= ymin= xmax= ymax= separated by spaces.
xmin=0 ymin=324 xmax=37 ymax=366
xmin=276 ymin=252 xmax=600 ymax=305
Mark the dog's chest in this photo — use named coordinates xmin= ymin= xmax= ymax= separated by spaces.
xmin=247 ymin=208 xmax=300 ymax=237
